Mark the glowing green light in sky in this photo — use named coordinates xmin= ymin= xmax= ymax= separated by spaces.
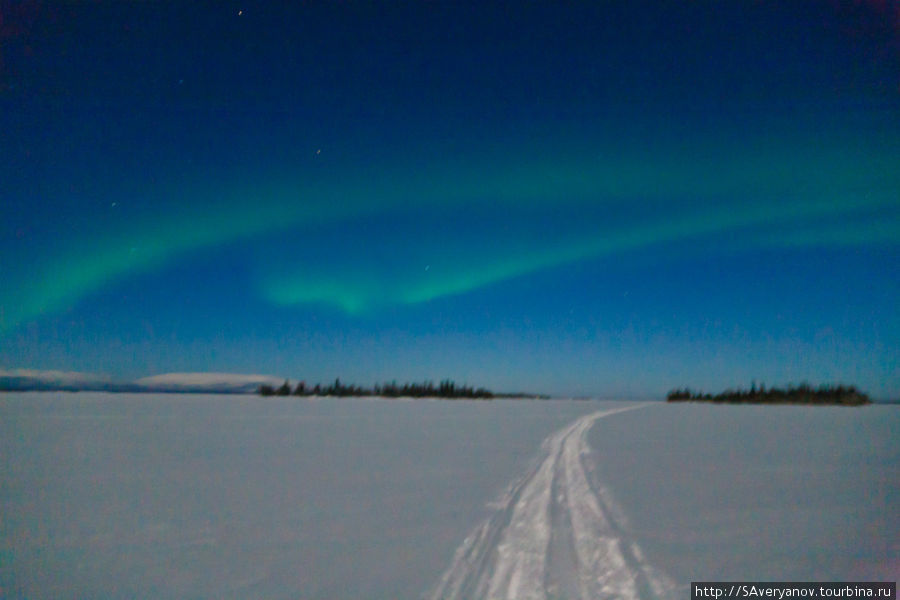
xmin=2 ymin=129 xmax=898 ymax=331
xmin=259 ymin=195 xmax=900 ymax=313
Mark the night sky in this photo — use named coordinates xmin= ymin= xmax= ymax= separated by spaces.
xmin=2 ymin=1 xmax=899 ymax=398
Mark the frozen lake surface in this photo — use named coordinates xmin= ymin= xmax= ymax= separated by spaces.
xmin=1 ymin=394 xmax=897 ymax=599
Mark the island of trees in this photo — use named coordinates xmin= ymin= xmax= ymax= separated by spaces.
xmin=666 ymin=383 xmax=870 ymax=405
xmin=258 ymin=378 xmax=540 ymax=399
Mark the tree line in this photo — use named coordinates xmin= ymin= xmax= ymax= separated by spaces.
xmin=666 ymin=383 xmax=870 ymax=405
xmin=259 ymin=378 xmax=495 ymax=399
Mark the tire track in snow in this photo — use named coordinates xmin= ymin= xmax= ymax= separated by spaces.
xmin=427 ymin=404 xmax=677 ymax=600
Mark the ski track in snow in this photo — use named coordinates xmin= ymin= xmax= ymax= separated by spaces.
xmin=427 ymin=404 xmax=679 ymax=600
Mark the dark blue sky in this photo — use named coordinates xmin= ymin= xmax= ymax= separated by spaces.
xmin=2 ymin=1 xmax=898 ymax=397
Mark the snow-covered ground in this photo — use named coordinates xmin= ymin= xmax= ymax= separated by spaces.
xmin=428 ymin=405 xmax=678 ymax=600
xmin=585 ymin=403 xmax=900 ymax=587
xmin=1 ymin=394 xmax=896 ymax=599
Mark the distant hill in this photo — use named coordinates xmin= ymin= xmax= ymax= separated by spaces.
xmin=0 ymin=369 xmax=127 ymax=392
xmin=0 ymin=369 xmax=283 ymax=394
xmin=134 ymin=373 xmax=284 ymax=394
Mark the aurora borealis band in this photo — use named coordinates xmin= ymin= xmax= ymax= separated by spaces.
xmin=2 ymin=2 xmax=899 ymax=397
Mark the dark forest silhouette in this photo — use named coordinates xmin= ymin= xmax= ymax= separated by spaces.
xmin=666 ymin=383 xmax=870 ymax=405
xmin=259 ymin=378 xmax=500 ymax=399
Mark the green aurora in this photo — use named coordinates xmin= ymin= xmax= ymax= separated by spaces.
xmin=2 ymin=128 xmax=898 ymax=331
